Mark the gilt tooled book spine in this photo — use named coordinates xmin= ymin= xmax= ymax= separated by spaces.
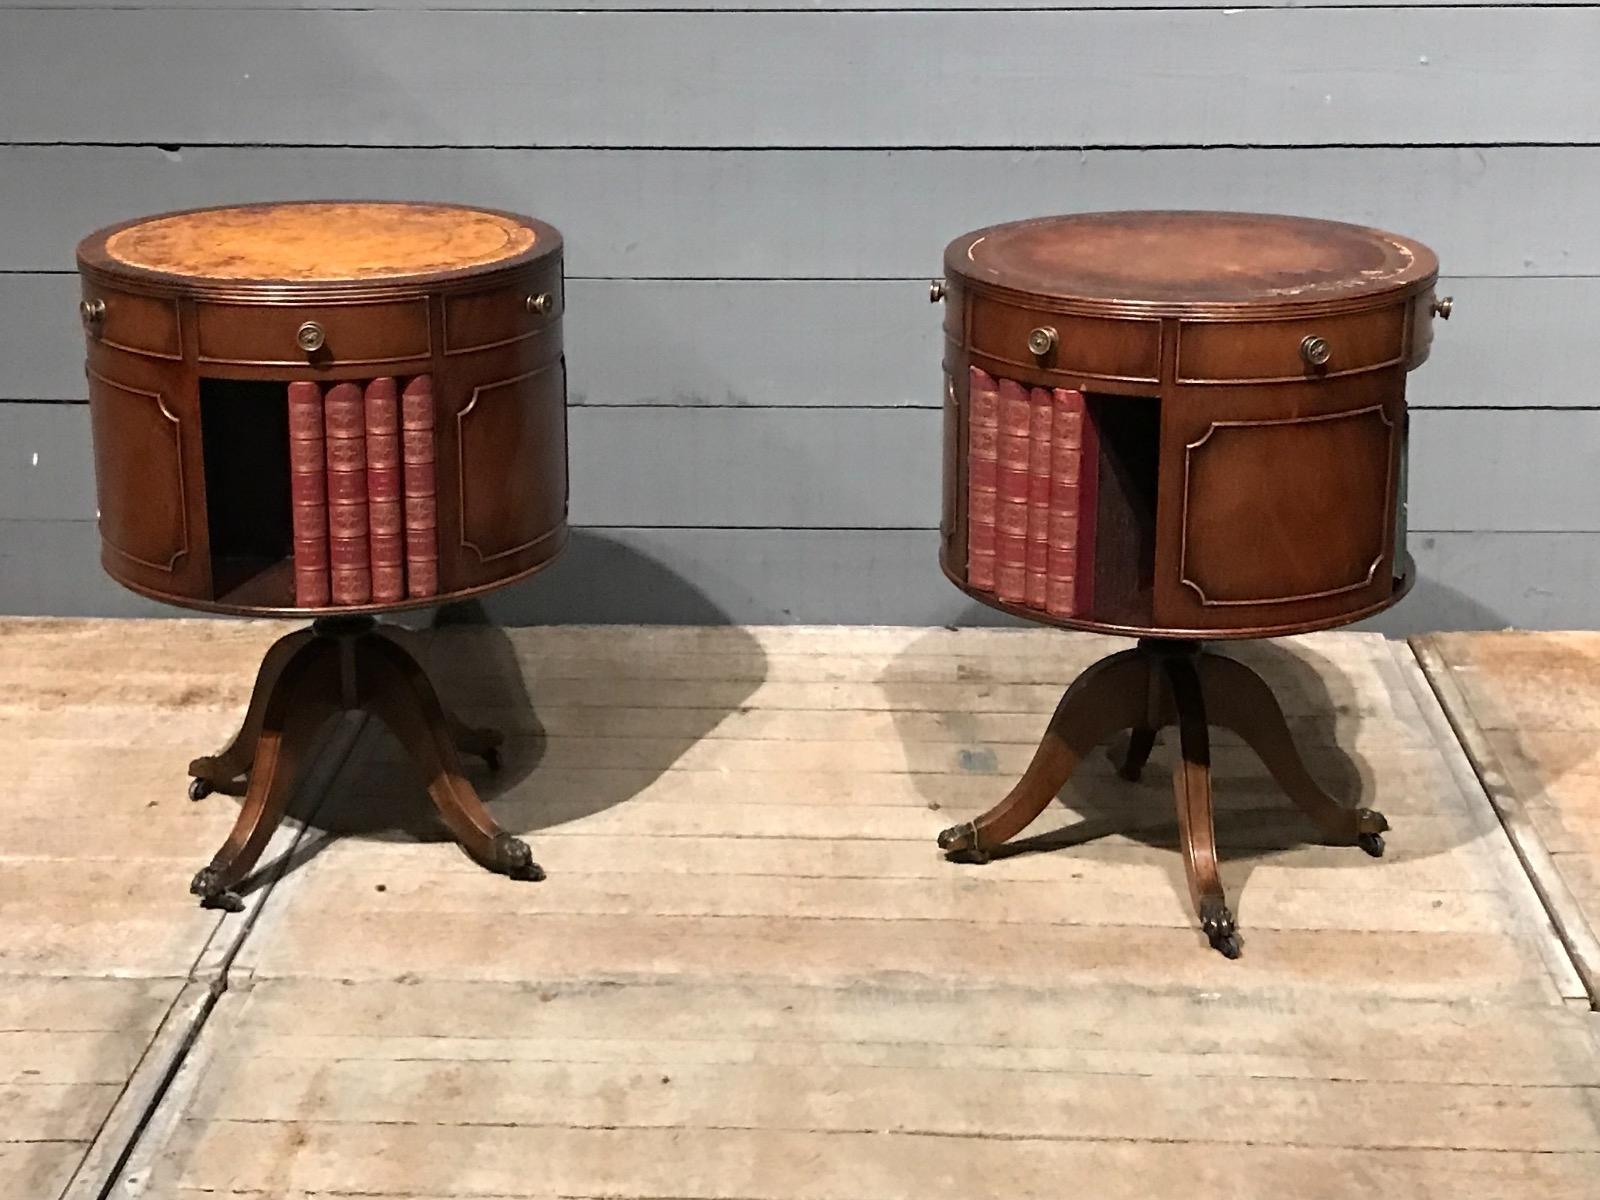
xmin=994 ymin=377 xmax=1031 ymax=604
xmin=287 ymin=381 xmax=330 ymax=607
xmin=1024 ymin=386 xmax=1055 ymax=610
xmin=363 ymin=378 xmax=405 ymax=603
xmin=1044 ymin=388 xmax=1097 ymax=618
xmin=323 ymin=381 xmax=371 ymax=606
xmin=965 ymin=367 xmax=999 ymax=591
xmin=401 ymin=375 xmax=439 ymax=599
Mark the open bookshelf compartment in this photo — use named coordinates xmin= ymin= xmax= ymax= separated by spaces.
xmin=200 ymin=378 xmax=296 ymax=607
xmin=1087 ymin=392 xmax=1161 ymax=628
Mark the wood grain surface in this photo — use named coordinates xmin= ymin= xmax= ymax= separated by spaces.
xmin=99 ymin=203 xmax=537 ymax=282
xmin=1417 ymin=631 xmax=1600 ymax=1005
xmin=63 ymin=622 xmax=1584 ymax=1198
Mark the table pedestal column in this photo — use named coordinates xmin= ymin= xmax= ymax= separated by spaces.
xmin=187 ymin=615 xmax=540 ymax=910
xmin=935 ymin=639 xmax=1388 ymax=957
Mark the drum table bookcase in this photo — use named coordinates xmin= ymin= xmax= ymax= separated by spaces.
xmin=931 ymin=211 xmax=1450 ymax=956
xmin=77 ymin=202 xmax=568 ymax=908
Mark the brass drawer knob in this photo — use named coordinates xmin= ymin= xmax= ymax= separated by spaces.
xmin=929 ymin=280 xmax=946 ymax=303
xmin=1432 ymin=295 xmax=1454 ymax=320
xmin=525 ymin=292 xmax=554 ymax=316
xmin=1300 ymin=334 xmax=1332 ymax=368
xmin=1027 ymin=326 xmax=1059 ymax=357
xmin=79 ymin=298 xmax=106 ymax=330
xmin=296 ymin=321 xmax=326 ymax=353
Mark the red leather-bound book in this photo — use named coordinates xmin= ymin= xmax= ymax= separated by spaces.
xmin=994 ymin=377 xmax=1031 ymax=603
xmin=401 ymin=375 xmax=439 ymax=598
xmin=965 ymin=367 xmax=1000 ymax=590
xmin=1025 ymin=386 xmax=1054 ymax=610
xmin=363 ymin=378 xmax=404 ymax=602
xmin=1045 ymin=389 xmax=1099 ymax=618
xmin=323 ymin=381 xmax=371 ymax=606
xmin=286 ymin=381 xmax=330 ymax=607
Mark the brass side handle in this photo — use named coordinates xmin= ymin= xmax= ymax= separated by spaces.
xmin=79 ymin=298 xmax=106 ymax=331
xmin=1027 ymin=326 xmax=1058 ymax=357
xmin=1432 ymin=295 xmax=1453 ymax=320
xmin=929 ymin=280 xmax=946 ymax=303
xmin=525 ymin=293 xmax=554 ymax=316
xmin=1300 ymin=334 xmax=1332 ymax=368
xmin=296 ymin=321 xmax=326 ymax=353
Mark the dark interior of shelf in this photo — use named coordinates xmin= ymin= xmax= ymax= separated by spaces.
xmin=1088 ymin=393 xmax=1161 ymax=626
xmin=200 ymin=378 xmax=295 ymax=606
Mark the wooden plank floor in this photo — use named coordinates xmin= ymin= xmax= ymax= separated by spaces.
xmin=1417 ymin=631 xmax=1600 ymax=1004
xmin=0 ymin=618 xmax=366 ymax=1199
xmin=61 ymin=622 xmax=1586 ymax=1199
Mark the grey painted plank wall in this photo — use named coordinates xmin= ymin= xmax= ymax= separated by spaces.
xmin=0 ymin=273 xmax=1586 ymax=410
xmin=5 ymin=520 xmax=1594 ymax=633
xmin=4 ymin=10 xmax=1599 ymax=147
xmin=5 ymin=146 xmax=1596 ymax=278
xmin=13 ymin=0 xmax=1556 ymax=9
xmin=6 ymin=402 xmax=1595 ymax=534
xmin=1 ymin=5 xmax=1593 ymax=629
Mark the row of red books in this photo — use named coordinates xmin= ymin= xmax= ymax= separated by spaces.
xmin=966 ymin=366 xmax=1098 ymax=618
xmin=287 ymin=377 xmax=439 ymax=607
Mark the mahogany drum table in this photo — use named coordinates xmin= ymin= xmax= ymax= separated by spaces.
xmin=931 ymin=211 xmax=1451 ymax=956
xmin=77 ymin=201 xmax=567 ymax=907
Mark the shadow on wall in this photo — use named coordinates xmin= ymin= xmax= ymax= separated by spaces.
xmin=878 ymin=625 xmax=1490 ymax=929
xmin=1357 ymin=570 xmax=1510 ymax=636
xmin=278 ymin=532 xmax=768 ymax=855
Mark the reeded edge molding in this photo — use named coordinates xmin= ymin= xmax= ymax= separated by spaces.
xmin=1178 ymin=404 xmax=1395 ymax=607
xmin=938 ymin=549 xmax=1414 ymax=641
xmin=103 ymin=526 xmax=569 ymax=619
xmin=86 ymin=368 xmax=188 ymax=573
xmin=946 ymin=270 xmax=1438 ymax=324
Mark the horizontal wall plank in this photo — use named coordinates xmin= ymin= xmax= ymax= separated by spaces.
xmin=2 ymin=10 xmax=1597 ymax=147
xmin=4 ymin=522 xmax=1597 ymax=631
xmin=0 ymin=273 xmax=1582 ymax=410
xmin=10 ymin=0 xmax=1555 ymax=9
xmin=5 ymin=403 xmax=1596 ymax=532
xmin=4 ymin=145 xmax=1592 ymax=279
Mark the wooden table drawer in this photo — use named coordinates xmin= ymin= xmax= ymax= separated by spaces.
xmin=968 ymin=298 xmax=1161 ymax=383
xmin=78 ymin=285 xmax=182 ymax=360
xmin=195 ymin=298 xmax=431 ymax=368
xmin=442 ymin=273 xmax=562 ymax=356
xmin=1177 ymin=305 xmax=1405 ymax=383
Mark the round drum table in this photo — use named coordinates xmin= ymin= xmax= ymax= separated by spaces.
xmin=77 ymin=201 xmax=567 ymax=907
xmin=930 ymin=211 xmax=1450 ymax=956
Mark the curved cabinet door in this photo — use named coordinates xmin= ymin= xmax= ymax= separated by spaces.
xmin=1154 ymin=371 xmax=1403 ymax=632
xmin=436 ymin=341 xmax=568 ymax=591
xmin=86 ymin=352 xmax=210 ymax=600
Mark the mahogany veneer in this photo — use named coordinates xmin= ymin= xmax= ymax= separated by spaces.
xmin=931 ymin=211 xmax=1449 ymax=955
xmin=77 ymin=202 xmax=567 ymax=906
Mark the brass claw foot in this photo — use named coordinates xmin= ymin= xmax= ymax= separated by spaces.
xmin=492 ymin=833 xmax=545 ymax=882
xmin=1200 ymin=898 xmax=1240 ymax=959
xmin=190 ymin=864 xmax=244 ymax=913
xmin=936 ymin=821 xmax=989 ymax=863
xmin=1356 ymin=808 xmax=1389 ymax=857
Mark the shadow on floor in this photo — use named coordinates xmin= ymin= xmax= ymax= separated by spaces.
xmin=239 ymin=533 xmax=767 ymax=885
xmin=880 ymin=619 xmax=1485 ymax=927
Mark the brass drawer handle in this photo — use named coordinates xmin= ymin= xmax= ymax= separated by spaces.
xmin=1432 ymin=295 xmax=1453 ymax=320
xmin=1027 ymin=326 xmax=1058 ymax=357
xmin=525 ymin=292 xmax=554 ymax=316
xmin=929 ymin=280 xmax=946 ymax=303
xmin=296 ymin=321 xmax=326 ymax=353
xmin=1300 ymin=334 xmax=1332 ymax=368
xmin=79 ymin=298 xmax=106 ymax=331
